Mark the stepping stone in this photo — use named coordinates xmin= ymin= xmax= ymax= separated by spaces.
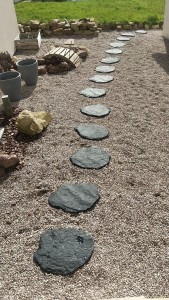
xmin=121 ymin=32 xmax=135 ymax=37
xmin=48 ymin=183 xmax=100 ymax=212
xmin=95 ymin=65 xmax=115 ymax=73
xmin=117 ymin=36 xmax=131 ymax=41
xmin=70 ymin=146 xmax=111 ymax=169
xmin=80 ymin=104 xmax=111 ymax=118
xmin=135 ymin=30 xmax=147 ymax=34
xmin=79 ymin=87 xmax=106 ymax=98
xmin=89 ymin=74 xmax=113 ymax=83
xmin=100 ymin=57 xmax=120 ymax=64
xmin=75 ymin=123 xmax=109 ymax=140
xmin=34 ymin=228 xmax=94 ymax=275
xmin=110 ymin=41 xmax=126 ymax=48
xmin=105 ymin=48 xmax=123 ymax=55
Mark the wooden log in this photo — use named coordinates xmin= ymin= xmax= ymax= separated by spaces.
xmin=2 ymin=95 xmax=13 ymax=117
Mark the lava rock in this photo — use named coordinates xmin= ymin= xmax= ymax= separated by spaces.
xmin=0 ymin=154 xmax=19 ymax=169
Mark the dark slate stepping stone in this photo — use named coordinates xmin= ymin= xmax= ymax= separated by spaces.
xmin=48 ymin=183 xmax=100 ymax=212
xmin=75 ymin=123 xmax=109 ymax=140
xmin=121 ymin=32 xmax=135 ymax=37
xmin=79 ymin=87 xmax=106 ymax=98
xmin=105 ymin=48 xmax=123 ymax=55
xmin=80 ymin=104 xmax=111 ymax=117
xmin=117 ymin=36 xmax=131 ymax=41
xmin=110 ymin=41 xmax=126 ymax=48
xmin=135 ymin=30 xmax=147 ymax=34
xmin=100 ymin=57 xmax=120 ymax=64
xmin=95 ymin=65 xmax=115 ymax=73
xmin=70 ymin=146 xmax=111 ymax=169
xmin=34 ymin=228 xmax=94 ymax=275
xmin=89 ymin=74 xmax=113 ymax=83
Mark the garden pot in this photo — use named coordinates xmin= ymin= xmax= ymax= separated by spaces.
xmin=0 ymin=71 xmax=21 ymax=102
xmin=16 ymin=58 xmax=38 ymax=86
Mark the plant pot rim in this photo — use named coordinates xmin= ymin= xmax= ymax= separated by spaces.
xmin=16 ymin=58 xmax=37 ymax=66
xmin=0 ymin=71 xmax=21 ymax=81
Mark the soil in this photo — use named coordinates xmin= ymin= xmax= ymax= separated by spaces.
xmin=0 ymin=30 xmax=169 ymax=300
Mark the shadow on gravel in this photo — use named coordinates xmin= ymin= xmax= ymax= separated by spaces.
xmin=152 ymin=38 xmax=169 ymax=75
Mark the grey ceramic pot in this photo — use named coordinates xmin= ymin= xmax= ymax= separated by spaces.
xmin=16 ymin=58 xmax=38 ymax=86
xmin=0 ymin=71 xmax=21 ymax=102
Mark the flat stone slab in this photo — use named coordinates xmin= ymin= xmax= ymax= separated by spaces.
xmin=70 ymin=146 xmax=111 ymax=169
xmin=100 ymin=57 xmax=120 ymax=64
xmin=80 ymin=104 xmax=111 ymax=117
xmin=34 ymin=228 xmax=94 ymax=275
xmin=117 ymin=36 xmax=131 ymax=41
xmin=110 ymin=42 xmax=126 ymax=48
xmin=121 ymin=32 xmax=135 ymax=37
xmin=135 ymin=30 xmax=147 ymax=34
xmin=89 ymin=75 xmax=113 ymax=83
xmin=95 ymin=65 xmax=115 ymax=73
xmin=105 ymin=48 xmax=123 ymax=55
xmin=75 ymin=123 xmax=109 ymax=140
xmin=48 ymin=183 xmax=100 ymax=212
xmin=79 ymin=87 xmax=106 ymax=98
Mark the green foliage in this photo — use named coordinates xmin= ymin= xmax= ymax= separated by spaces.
xmin=15 ymin=0 xmax=164 ymax=24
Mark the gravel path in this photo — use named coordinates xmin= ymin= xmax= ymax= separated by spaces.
xmin=0 ymin=30 xmax=169 ymax=300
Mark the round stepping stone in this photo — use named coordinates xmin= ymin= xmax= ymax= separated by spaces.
xmin=135 ymin=30 xmax=147 ymax=34
xmin=48 ymin=183 xmax=100 ymax=212
xmin=75 ymin=123 xmax=109 ymax=140
xmin=110 ymin=41 xmax=126 ymax=48
xmin=80 ymin=104 xmax=111 ymax=118
xmin=121 ymin=32 xmax=135 ymax=37
xmin=34 ymin=228 xmax=94 ymax=275
xmin=100 ymin=57 xmax=120 ymax=64
xmin=79 ymin=87 xmax=106 ymax=98
xmin=105 ymin=48 xmax=122 ymax=55
xmin=89 ymin=74 xmax=113 ymax=83
xmin=117 ymin=36 xmax=131 ymax=41
xmin=70 ymin=146 xmax=111 ymax=169
xmin=95 ymin=65 xmax=115 ymax=73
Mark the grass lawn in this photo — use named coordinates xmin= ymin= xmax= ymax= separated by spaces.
xmin=15 ymin=0 xmax=165 ymax=24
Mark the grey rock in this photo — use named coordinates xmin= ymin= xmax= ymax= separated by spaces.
xmin=75 ymin=123 xmax=109 ymax=140
xmin=95 ymin=65 xmax=115 ymax=73
xmin=79 ymin=87 xmax=106 ymax=98
xmin=135 ymin=30 xmax=147 ymax=34
xmin=121 ymin=32 xmax=135 ymax=37
xmin=110 ymin=42 xmax=126 ymax=48
xmin=80 ymin=104 xmax=111 ymax=117
xmin=100 ymin=57 xmax=120 ymax=64
xmin=70 ymin=146 xmax=111 ymax=169
xmin=89 ymin=75 xmax=113 ymax=83
xmin=117 ymin=36 xmax=131 ymax=41
xmin=48 ymin=183 xmax=100 ymax=212
xmin=34 ymin=228 xmax=94 ymax=275
xmin=105 ymin=49 xmax=123 ymax=54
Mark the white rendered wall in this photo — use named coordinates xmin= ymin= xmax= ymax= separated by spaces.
xmin=0 ymin=0 xmax=19 ymax=55
xmin=163 ymin=0 xmax=169 ymax=39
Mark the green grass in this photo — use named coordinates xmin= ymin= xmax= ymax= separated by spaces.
xmin=15 ymin=0 xmax=165 ymax=24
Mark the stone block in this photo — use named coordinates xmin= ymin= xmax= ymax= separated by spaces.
xmin=50 ymin=19 xmax=60 ymax=30
xmin=71 ymin=22 xmax=80 ymax=31
xmin=40 ymin=23 xmax=50 ymax=30
xmin=29 ymin=20 xmax=40 ymax=30
xmin=24 ymin=25 xmax=31 ymax=33
xmin=53 ymin=28 xmax=64 ymax=36
xmin=64 ymin=29 xmax=73 ymax=35
xmin=42 ymin=30 xmax=53 ymax=37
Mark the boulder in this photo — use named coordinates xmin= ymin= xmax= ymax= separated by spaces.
xmin=29 ymin=20 xmax=40 ymax=30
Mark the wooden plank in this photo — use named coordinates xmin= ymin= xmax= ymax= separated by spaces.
xmin=64 ymin=39 xmax=74 ymax=45
xmin=64 ymin=49 xmax=75 ymax=60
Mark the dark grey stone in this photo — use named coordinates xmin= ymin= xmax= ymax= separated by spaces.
xmin=34 ymin=228 xmax=94 ymax=275
xmin=135 ymin=30 xmax=147 ymax=34
xmin=70 ymin=146 xmax=111 ymax=169
xmin=117 ymin=36 xmax=131 ymax=41
xmin=75 ymin=123 xmax=109 ymax=140
xmin=121 ymin=32 xmax=135 ymax=37
xmin=95 ymin=65 xmax=115 ymax=73
xmin=100 ymin=57 xmax=120 ymax=64
xmin=110 ymin=42 xmax=126 ymax=48
xmin=105 ymin=49 xmax=123 ymax=54
xmin=48 ymin=183 xmax=100 ymax=212
xmin=79 ymin=88 xmax=106 ymax=98
xmin=80 ymin=104 xmax=111 ymax=117
xmin=89 ymin=75 xmax=113 ymax=83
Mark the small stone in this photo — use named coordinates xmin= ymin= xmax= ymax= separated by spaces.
xmin=80 ymin=104 xmax=111 ymax=117
xmin=29 ymin=20 xmax=40 ymax=30
xmin=100 ymin=57 xmax=120 ymax=64
xmin=117 ymin=36 xmax=131 ymax=41
xmin=79 ymin=88 xmax=106 ymax=98
xmin=48 ymin=183 xmax=100 ymax=212
xmin=95 ymin=65 xmax=115 ymax=73
xmin=34 ymin=228 xmax=94 ymax=275
xmin=110 ymin=42 xmax=126 ymax=47
xmin=135 ymin=30 xmax=147 ymax=34
xmin=37 ymin=58 xmax=45 ymax=66
xmin=0 ymin=154 xmax=19 ymax=169
xmin=0 ymin=127 xmax=4 ymax=139
xmin=89 ymin=75 xmax=113 ymax=83
xmin=70 ymin=146 xmax=111 ymax=169
xmin=105 ymin=49 xmax=123 ymax=54
xmin=75 ymin=123 xmax=109 ymax=140
xmin=38 ymin=65 xmax=47 ymax=75
xmin=121 ymin=32 xmax=135 ymax=37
